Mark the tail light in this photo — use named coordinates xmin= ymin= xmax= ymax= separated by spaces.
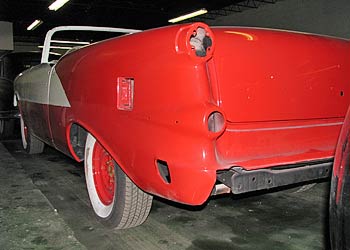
xmin=175 ymin=22 xmax=215 ymax=62
xmin=189 ymin=27 xmax=213 ymax=57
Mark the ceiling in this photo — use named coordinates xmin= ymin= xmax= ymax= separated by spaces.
xmin=0 ymin=0 xmax=276 ymax=43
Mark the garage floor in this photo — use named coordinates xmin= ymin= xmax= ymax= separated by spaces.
xmin=0 ymin=139 xmax=330 ymax=250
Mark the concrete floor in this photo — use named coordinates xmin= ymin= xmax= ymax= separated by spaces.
xmin=0 ymin=139 xmax=331 ymax=250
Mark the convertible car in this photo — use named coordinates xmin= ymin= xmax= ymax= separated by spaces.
xmin=330 ymin=106 xmax=350 ymax=250
xmin=14 ymin=23 xmax=350 ymax=229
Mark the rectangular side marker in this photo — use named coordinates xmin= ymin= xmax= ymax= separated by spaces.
xmin=117 ymin=77 xmax=134 ymax=111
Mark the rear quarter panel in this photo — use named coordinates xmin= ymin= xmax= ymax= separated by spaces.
xmin=54 ymin=25 xmax=219 ymax=204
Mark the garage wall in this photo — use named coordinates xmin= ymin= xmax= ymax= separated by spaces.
xmin=14 ymin=42 xmax=40 ymax=53
xmin=208 ymin=0 xmax=350 ymax=39
xmin=0 ymin=21 xmax=13 ymax=51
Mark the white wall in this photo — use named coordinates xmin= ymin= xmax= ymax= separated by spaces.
xmin=208 ymin=0 xmax=350 ymax=39
xmin=14 ymin=42 xmax=41 ymax=53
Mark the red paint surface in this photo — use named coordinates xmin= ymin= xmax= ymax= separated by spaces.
xmin=92 ymin=139 xmax=115 ymax=206
xmin=18 ymin=23 xmax=350 ymax=205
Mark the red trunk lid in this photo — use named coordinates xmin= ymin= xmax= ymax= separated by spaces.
xmin=211 ymin=28 xmax=350 ymax=123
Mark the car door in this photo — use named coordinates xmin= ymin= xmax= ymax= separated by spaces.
xmin=18 ymin=63 xmax=52 ymax=144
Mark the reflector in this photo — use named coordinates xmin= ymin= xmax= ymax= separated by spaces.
xmin=117 ymin=77 xmax=134 ymax=111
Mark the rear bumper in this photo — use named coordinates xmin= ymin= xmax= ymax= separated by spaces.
xmin=217 ymin=160 xmax=332 ymax=194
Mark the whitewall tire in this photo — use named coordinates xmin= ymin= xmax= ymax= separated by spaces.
xmin=20 ymin=115 xmax=44 ymax=154
xmin=20 ymin=115 xmax=28 ymax=149
xmin=84 ymin=133 xmax=153 ymax=229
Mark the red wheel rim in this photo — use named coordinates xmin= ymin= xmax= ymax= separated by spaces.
xmin=92 ymin=141 xmax=115 ymax=205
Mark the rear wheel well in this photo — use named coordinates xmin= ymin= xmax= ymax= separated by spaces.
xmin=69 ymin=123 xmax=88 ymax=161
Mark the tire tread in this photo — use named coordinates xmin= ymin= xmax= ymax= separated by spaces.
xmin=27 ymin=132 xmax=45 ymax=154
xmin=116 ymin=176 xmax=153 ymax=229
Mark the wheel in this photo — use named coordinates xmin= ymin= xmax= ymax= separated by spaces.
xmin=20 ymin=115 xmax=44 ymax=154
xmin=84 ymin=133 xmax=153 ymax=229
xmin=0 ymin=119 xmax=15 ymax=139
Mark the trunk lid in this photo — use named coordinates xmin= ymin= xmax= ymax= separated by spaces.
xmin=211 ymin=28 xmax=350 ymax=123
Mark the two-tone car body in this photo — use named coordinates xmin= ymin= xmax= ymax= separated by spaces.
xmin=14 ymin=23 xmax=350 ymax=228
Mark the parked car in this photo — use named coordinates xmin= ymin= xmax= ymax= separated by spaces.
xmin=14 ymin=23 xmax=350 ymax=229
xmin=0 ymin=52 xmax=42 ymax=138
xmin=330 ymin=106 xmax=350 ymax=250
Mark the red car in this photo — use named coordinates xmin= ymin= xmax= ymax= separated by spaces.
xmin=330 ymin=106 xmax=350 ymax=250
xmin=14 ymin=23 xmax=350 ymax=229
